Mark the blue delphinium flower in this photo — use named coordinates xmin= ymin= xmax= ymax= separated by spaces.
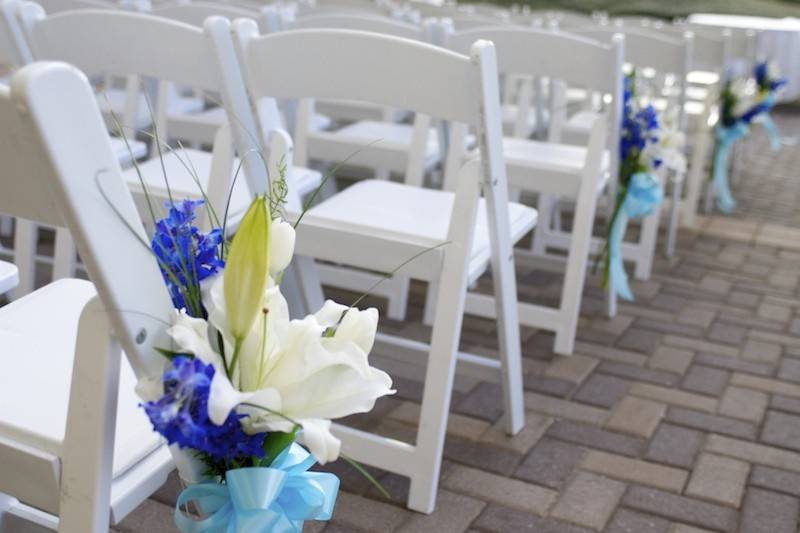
xmin=143 ymin=357 xmax=267 ymax=463
xmin=151 ymin=199 xmax=224 ymax=316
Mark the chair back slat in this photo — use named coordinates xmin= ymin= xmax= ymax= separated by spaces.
xmin=0 ymin=0 xmax=31 ymax=65
xmin=290 ymin=12 xmax=424 ymax=40
xmin=573 ymin=26 xmax=690 ymax=75
xmin=0 ymin=62 xmax=173 ymax=377
xmin=234 ymin=26 xmax=481 ymax=125
xmin=448 ymin=27 xmax=620 ymax=93
xmin=21 ymin=8 xmax=222 ymax=91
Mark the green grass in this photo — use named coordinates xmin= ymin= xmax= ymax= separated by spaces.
xmin=466 ymin=0 xmax=800 ymax=19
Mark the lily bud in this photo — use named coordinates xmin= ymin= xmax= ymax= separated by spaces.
xmin=224 ymin=195 xmax=271 ymax=343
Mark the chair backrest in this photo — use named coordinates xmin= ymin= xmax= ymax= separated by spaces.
xmin=230 ymin=24 xmax=506 ymax=198
xmin=290 ymin=12 xmax=425 ymax=40
xmin=0 ymin=0 xmax=31 ymax=66
xmin=0 ymin=61 xmax=173 ymax=378
xmin=18 ymin=6 xmax=269 ymax=204
xmin=32 ymin=0 xmax=122 ymax=13
xmin=151 ymin=1 xmax=282 ymax=33
xmin=447 ymin=26 xmax=624 ymax=176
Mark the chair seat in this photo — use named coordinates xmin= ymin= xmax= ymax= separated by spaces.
xmin=168 ymin=107 xmax=333 ymax=146
xmin=687 ymin=70 xmax=719 ymax=87
xmin=301 ymin=180 xmax=538 ymax=279
xmin=109 ymin=136 xmax=147 ymax=167
xmin=330 ymin=120 xmax=440 ymax=167
xmin=0 ymin=259 xmax=18 ymax=295
xmin=123 ymin=148 xmax=322 ymax=226
xmin=315 ymin=98 xmax=409 ymax=123
xmin=0 ymin=279 xmax=164 ymax=514
xmin=97 ymin=87 xmax=204 ymax=131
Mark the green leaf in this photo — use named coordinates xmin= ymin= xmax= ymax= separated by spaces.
xmin=155 ymin=347 xmax=190 ymax=361
xmin=259 ymin=429 xmax=298 ymax=467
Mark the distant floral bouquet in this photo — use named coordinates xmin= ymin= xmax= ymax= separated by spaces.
xmin=135 ymin=172 xmax=394 ymax=531
xmin=711 ymin=61 xmax=786 ymax=213
xmin=601 ymin=72 xmax=685 ymax=300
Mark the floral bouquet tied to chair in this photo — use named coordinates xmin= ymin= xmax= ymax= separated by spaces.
xmin=136 ymin=189 xmax=394 ymax=531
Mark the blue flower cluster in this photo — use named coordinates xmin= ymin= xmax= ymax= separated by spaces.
xmin=620 ymin=75 xmax=660 ymax=163
xmin=754 ymin=61 xmax=786 ymax=93
xmin=151 ymin=200 xmax=224 ymax=316
xmin=143 ymin=357 xmax=267 ymax=463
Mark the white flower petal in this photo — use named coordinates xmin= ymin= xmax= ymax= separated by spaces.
xmin=299 ymin=418 xmax=341 ymax=464
xmin=208 ymin=371 xmax=252 ymax=425
xmin=270 ymin=219 xmax=296 ymax=275
xmin=167 ymin=310 xmax=224 ymax=369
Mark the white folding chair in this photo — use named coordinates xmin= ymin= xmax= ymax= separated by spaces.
xmin=230 ymin=24 xmax=532 ymax=512
xmin=19 ymin=6 xmax=321 ymax=233
xmin=0 ymin=61 xmax=175 ymax=533
xmin=445 ymin=27 xmax=620 ymax=354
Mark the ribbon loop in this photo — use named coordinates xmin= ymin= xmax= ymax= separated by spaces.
xmin=174 ymin=443 xmax=339 ymax=533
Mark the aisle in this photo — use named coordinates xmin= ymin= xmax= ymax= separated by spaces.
xmin=118 ymin=108 xmax=800 ymax=533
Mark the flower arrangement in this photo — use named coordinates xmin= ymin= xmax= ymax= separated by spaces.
xmin=711 ymin=61 xmax=786 ymax=213
xmin=601 ymin=72 xmax=684 ymax=300
xmin=135 ymin=172 xmax=394 ymax=531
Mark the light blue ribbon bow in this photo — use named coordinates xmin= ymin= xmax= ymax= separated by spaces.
xmin=757 ymin=92 xmax=781 ymax=152
xmin=174 ymin=443 xmax=339 ymax=533
xmin=712 ymin=121 xmax=749 ymax=214
xmin=608 ymin=172 xmax=663 ymax=300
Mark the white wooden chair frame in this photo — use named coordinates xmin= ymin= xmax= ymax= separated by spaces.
xmin=230 ymin=24 xmax=526 ymax=513
xmin=442 ymin=27 xmax=620 ymax=354
xmin=0 ymin=61 xmax=176 ymax=533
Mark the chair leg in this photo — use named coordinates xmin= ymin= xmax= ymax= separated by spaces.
xmin=58 ymin=297 xmax=120 ymax=533
xmin=666 ymin=175 xmax=683 ymax=257
xmin=53 ymin=228 xmax=77 ymax=280
xmin=530 ymin=192 xmax=553 ymax=255
xmin=386 ymin=276 xmax=410 ymax=321
xmin=633 ymin=204 xmax=661 ymax=281
xmin=293 ymin=255 xmax=326 ymax=313
xmin=422 ymin=281 xmax=438 ymax=327
xmin=0 ymin=216 xmax=11 ymax=238
xmin=12 ymin=219 xmax=37 ymax=300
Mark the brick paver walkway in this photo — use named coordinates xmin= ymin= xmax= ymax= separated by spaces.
xmin=117 ymin=109 xmax=800 ymax=532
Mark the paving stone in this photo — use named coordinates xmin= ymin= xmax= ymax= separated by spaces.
xmin=651 ymin=292 xmax=688 ymax=312
xmin=546 ymin=420 xmax=647 ymax=457
xmin=479 ymin=413 xmax=552 ymax=454
xmin=574 ymin=341 xmax=648 ymax=367
xmin=665 ymin=407 xmax=757 ymax=440
xmin=771 ymin=394 xmax=800 ymax=415
xmin=514 ymin=437 xmax=586 ymax=490
xmin=677 ymin=307 xmax=717 ymax=329
xmin=731 ymin=373 xmax=800 ymax=399
xmin=454 ymin=382 xmax=504 ymax=422
xmin=441 ymin=464 xmax=556 ymax=515
xmin=705 ymin=434 xmax=800 ymax=473
xmin=472 ymin=504 xmax=594 ymax=533
xmin=727 ymin=290 xmax=761 ymax=308
xmin=544 ymin=354 xmax=598 ymax=383
xmin=443 ymin=435 xmax=522 ymax=476
xmin=605 ymin=509 xmax=672 ymax=533
xmin=757 ymin=302 xmax=792 ymax=322
xmin=635 ymin=317 xmax=706 ymax=339
xmin=618 ymin=328 xmax=662 ymax=354
xmin=573 ymin=374 xmax=631 ymax=408
xmin=670 ymin=526 xmax=715 ymax=533
xmin=707 ymin=322 xmax=747 ymax=345
xmin=332 ymin=492 xmax=412 ymax=532
xmin=580 ymin=450 xmax=687 ymax=492
xmin=389 ymin=401 xmax=491 ymax=441
xmin=741 ymin=339 xmax=783 ymax=364
xmin=550 ymin=472 xmax=626 ymax=530
xmin=523 ymin=392 xmax=609 ymax=425
xmin=778 ymin=357 xmax=800 ymax=383
xmin=761 ymin=410 xmax=800 ymax=452
xmin=685 ymin=453 xmax=749 ymax=507
xmin=694 ymin=352 xmax=773 ymax=376
xmin=645 ymin=423 xmax=704 ymax=468
xmin=598 ymin=361 xmax=679 ymax=387
xmin=663 ymin=335 xmax=740 ymax=357
xmin=648 ymin=346 xmax=695 ymax=375
xmin=630 ymin=383 xmax=718 ymax=413
xmin=523 ymin=375 xmax=575 ymax=398
xmin=681 ymin=365 xmax=730 ymax=396
xmin=718 ymin=386 xmax=768 ymax=423
xmin=622 ymin=485 xmax=738 ymax=532
xmin=397 ymin=489 xmax=484 ymax=533
xmin=606 ymin=396 xmax=666 ymax=438
xmin=750 ymin=465 xmax=800 ymax=497
xmin=115 ymin=499 xmax=175 ymax=533
xmin=739 ymin=488 xmax=799 ymax=533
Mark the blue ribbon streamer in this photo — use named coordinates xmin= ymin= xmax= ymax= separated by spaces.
xmin=712 ymin=122 xmax=749 ymax=214
xmin=608 ymin=172 xmax=663 ymax=300
xmin=174 ymin=443 xmax=339 ymax=533
xmin=757 ymin=93 xmax=781 ymax=151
